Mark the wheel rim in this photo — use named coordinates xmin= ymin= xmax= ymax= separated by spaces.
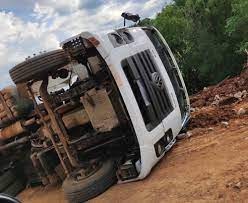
xmin=72 ymin=161 xmax=102 ymax=182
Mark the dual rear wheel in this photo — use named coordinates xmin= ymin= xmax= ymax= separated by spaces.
xmin=9 ymin=50 xmax=69 ymax=84
xmin=63 ymin=159 xmax=117 ymax=203
xmin=0 ymin=169 xmax=26 ymax=197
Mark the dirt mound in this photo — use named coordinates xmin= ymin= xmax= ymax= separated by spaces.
xmin=190 ymin=106 xmax=236 ymax=129
xmin=190 ymin=68 xmax=248 ymax=108
xmin=189 ymin=68 xmax=248 ymax=129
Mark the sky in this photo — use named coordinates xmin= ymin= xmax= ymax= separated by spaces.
xmin=0 ymin=0 xmax=171 ymax=87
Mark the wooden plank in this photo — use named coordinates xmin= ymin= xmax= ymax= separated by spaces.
xmin=0 ymin=91 xmax=14 ymax=120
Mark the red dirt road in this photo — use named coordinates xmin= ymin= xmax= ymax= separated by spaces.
xmin=19 ymin=115 xmax=248 ymax=202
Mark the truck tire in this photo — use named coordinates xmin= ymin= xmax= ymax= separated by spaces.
xmin=0 ymin=170 xmax=16 ymax=192
xmin=9 ymin=50 xmax=70 ymax=84
xmin=62 ymin=159 xmax=117 ymax=203
xmin=3 ymin=179 xmax=26 ymax=196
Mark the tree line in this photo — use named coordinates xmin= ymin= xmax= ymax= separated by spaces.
xmin=139 ymin=0 xmax=248 ymax=94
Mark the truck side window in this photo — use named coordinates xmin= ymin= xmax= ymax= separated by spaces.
xmin=122 ymin=50 xmax=173 ymax=131
xmin=143 ymin=28 xmax=187 ymax=118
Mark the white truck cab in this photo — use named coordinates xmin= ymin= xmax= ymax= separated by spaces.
xmin=61 ymin=26 xmax=190 ymax=181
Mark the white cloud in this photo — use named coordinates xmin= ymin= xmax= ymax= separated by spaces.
xmin=33 ymin=3 xmax=56 ymax=21
xmin=0 ymin=0 xmax=170 ymax=87
xmin=44 ymin=0 xmax=167 ymax=36
xmin=0 ymin=12 xmax=23 ymax=43
xmin=42 ymin=33 xmax=60 ymax=50
xmin=144 ymin=0 xmax=162 ymax=11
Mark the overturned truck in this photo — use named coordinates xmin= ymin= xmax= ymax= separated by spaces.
xmin=9 ymin=26 xmax=190 ymax=202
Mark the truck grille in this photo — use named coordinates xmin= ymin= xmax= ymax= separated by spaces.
xmin=123 ymin=49 xmax=173 ymax=128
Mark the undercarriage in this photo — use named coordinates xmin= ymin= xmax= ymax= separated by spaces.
xmin=8 ymin=37 xmax=140 ymax=202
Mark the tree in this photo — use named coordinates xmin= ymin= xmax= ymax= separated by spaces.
xmin=139 ymin=0 xmax=246 ymax=94
xmin=226 ymin=0 xmax=248 ymax=52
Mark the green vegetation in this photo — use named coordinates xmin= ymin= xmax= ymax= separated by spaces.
xmin=140 ymin=0 xmax=248 ymax=93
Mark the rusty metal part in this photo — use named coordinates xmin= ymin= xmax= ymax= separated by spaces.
xmin=0 ymin=121 xmax=26 ymax=140
xmin=37 ymin=147 xmax=60 ymax=185
xmin=16 ymin=83 xmax=30 ymax=99
xmin=0 ymin=116 xmax=9 ymax=124
xmin=51 ymin=79 xmax=95 ymax=104
xmin=84 ymin=136 xmax=125 ymax=154
xmin=45 ymin=105 xmax=90 ymax=129
xmin=88 ymin=37 xmax=100 ymax=47
xmin=0 ymin=111 xmax=7 ymax=118
xmin=23 ymin=117 xmax=36 ymax=127
xmin=26 ymin=84 xmax=69 ymax=175
xmin=81 ymin=88 xmax=119 ymax=132
xmin=10 ymin=106 xmax=17 ymax=112
xmin=55 ymin=164 xmax=66 ymax=181
xmin=39 ymin=79 xmax=78 ymax=168
xmin=5 ymin=98 xmax=15 ymax=108
xmin=0 ymin=103 xmax=4 ymax=111
xmin=88 ymin=56 xmax=101 ymax=74
xmin=0 ymin=136 xmax=29 ymax=152
xmin=3 ymin=93 xmax=13 ymax=100
xmin=36 ymin=114 xmax=50 ymax=124
xmin=30 ymin=153 xmax=49 ymax=185
xmin=47 ymin=174 xmax=60 ymax=185
xmin=85 ymin=93 xmax=95 ymax=107
xmin=55 ymin=102 xmax=79 ymax=114
xmin=62 ymin=108 xmax=90 ymax=129
xmin=0 ymin=91 xmax=14 ymax=120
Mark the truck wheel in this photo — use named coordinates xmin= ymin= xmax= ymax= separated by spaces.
xmin=62 ymin=159 xmax=117 ymax=203
xmin=3 ymin=179 xmax=26 ymax=196
xmin=9 ymin=50 xmax=70 ymax=84
xmin=0 ymin=170 xmax=16 ymax=192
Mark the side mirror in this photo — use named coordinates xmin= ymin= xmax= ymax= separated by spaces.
xmin=0 ymin=194 xmax=21 ymax=203
xmin=121 ymin=12 xmax=140 ymax=26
